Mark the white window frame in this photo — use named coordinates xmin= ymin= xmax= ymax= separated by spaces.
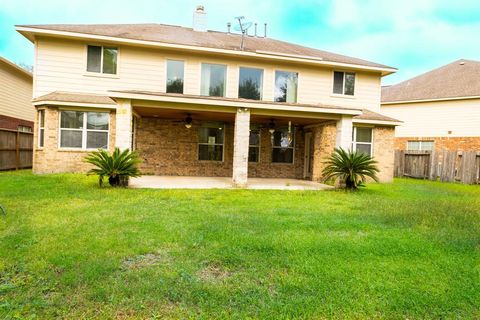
xmin=38 ymin=109 xmax=45 ymax=148
xmin=166 ymin=59 xmax=185 ymax=94
xmin=352 ymin=126 xmax=373 ymax=156
xmin=200 ymin=62 xmax=227 ymax=97
xmin=271 ymin=127 xmax=295 ymax=164
xmin=332 ymin=71 xmax=356 ymax=96
xmin=198 ymin=123 xmax=225 ymax=162
xmin=85 ymin=45 xmax=119 ymax=76
xmin=58 ymin=110 xmax=110 ymax=151
xmin=407 ymin=140 xmax=434 ymax=151
xmin=248 ymin=126 xmax=261 ymax=163
xmin=274 ymin=70 xmax=299 ymax=103
xmin=238 ymin=66 xmax=264 ymax=101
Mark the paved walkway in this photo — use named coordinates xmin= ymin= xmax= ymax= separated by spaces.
xmin=130 ymin=176 xmax=332 ymax=190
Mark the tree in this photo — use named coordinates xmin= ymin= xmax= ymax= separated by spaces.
xmin=239 ymin=79 xmax=260 ymax=100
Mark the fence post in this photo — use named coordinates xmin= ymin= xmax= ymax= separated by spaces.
xmin=15 ymin=130 xmax=20 ymax=170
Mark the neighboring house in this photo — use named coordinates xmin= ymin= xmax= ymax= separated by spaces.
xmin=0 ymin=56 xmax=33 ymax=131
xmin=381 ymin=59 xmax=480 ymax=152
xmin=16 ymin=6 xmax=400 ymax=186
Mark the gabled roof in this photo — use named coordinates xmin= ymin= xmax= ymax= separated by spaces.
xmin=16 ymin=23 xmax=395 ymax=74
xmin=0 ymin=55 xmax=32 ymax=78
xmin=382 ymin=59 xmax=480 ymax=103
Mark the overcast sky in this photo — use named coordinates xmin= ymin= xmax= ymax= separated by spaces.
xmin=1 ymin=0 xmax=479 ymax=84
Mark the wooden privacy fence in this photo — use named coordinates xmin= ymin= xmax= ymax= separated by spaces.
xmin=394 ymin=150 xmax=480 ymax=184
xmin=0 ymin=128 xmax=33 ymax=171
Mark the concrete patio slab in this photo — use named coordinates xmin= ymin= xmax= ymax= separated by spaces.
xmin=129 ymin=176 xmax=332 ymax=190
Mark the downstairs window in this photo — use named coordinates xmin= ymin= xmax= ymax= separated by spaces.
xmin=59 ymin=111 xmax=109 ymax=150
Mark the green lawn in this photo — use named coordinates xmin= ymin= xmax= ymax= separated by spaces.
xmin=0 ymin=171 xmax=479 ymax=319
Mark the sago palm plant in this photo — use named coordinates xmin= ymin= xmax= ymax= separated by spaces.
xmin=322 ymin=148 xmax=379 ymax=190
xmin=84 ymin=148 xmax=141 ymax=187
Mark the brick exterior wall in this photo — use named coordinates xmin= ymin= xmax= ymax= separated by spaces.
xmin=32 ymin=106 xmax=116 ymax=174
xmin=0 ymin=114 xmax=34 ymax=131
xmin=395 ymin=136 xmax=480 ymax=152
xmin=135 ymin=117 xmax=305 ymax=179
xmin=311 ymin=122 xmax=337 ymax=182
xmin=373 ymin=126 xmax=395 ymax=183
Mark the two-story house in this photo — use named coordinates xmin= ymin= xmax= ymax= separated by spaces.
xmin=16 ymin=6 xmax=400 ymax=187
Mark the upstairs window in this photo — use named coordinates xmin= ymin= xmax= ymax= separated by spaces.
xmin=38 ymin=110 xmax=45 ymax=148
xmin=248 ymin=127 xmax=261 ymax=162
xmin=59 ymin=111 xmax=109 ymax=150
xmin=166 ymin=60 xmax=184 ymax=94
xmin=239 ymin=67 xmax=263 ymax=100
xmin=275 ymin=71 xmax=298 ymax=103
xmin=198 ymin=123 xmax=224 ymax=161
xmin=87 ymin=45 xmax=118 ymax=75
xmin=271 ymin=127 xmax=294 ymax=163
xmin=201 ymin=63 xmax=226 ymax=97
xmin=407 ymin=140 xmax=434 ymax=151
xmin=333 ymin=71 xmax=355 ymax=96
xmin=352 ymin=127 xmax=372 ymax=156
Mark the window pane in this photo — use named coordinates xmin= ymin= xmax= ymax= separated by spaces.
xmin=333 ymin=71 xmax=344 ymax=94
xmin=201 ymin=63 xmax=226 ymax=97
xmin=248 ymin=146 xmax=260 ymax=162
xmin=407 ymin=141 xmax=420 ymax=151
xmin=87 ymin=112 xmax=109 ymax=130
xmin=61 ymin=111 xmax=84 ymax=129
xmin=272 ymin=129 xmax=294 ymax=148
xmin=199 ymin=126 xmax=224 ymax=144
xmin=249 ymin=129 xmax=260 ymax=146
xmin=239 ymin=67 xmax=263 ymax=100
xmin=102 ymin=47 xmax=118 ymax=74
xmin=87 ymin=131 xmax=108 ymax=149
xmin=355 ymin=127 xmax=372 ymax=143
xmin=198 ymin=145 xmax=223 ymax=161
xmin=356 ymin=143 xmax=371 ymax=156
xmin=167 ymin=60 xmax=184 ymax=93
xmin=87 ymin=45 xmax=101 ymax=73
xmin=344 ymin=72 xmax=355 ymax=95
xmin=60 ymin=130 xmax=82 ymax=148
xmin=421 ymin=141 xmax=434 ymax=151
xmin=39 ymin=110 xmax=45 ymax=127
xmin=274 ymin=71 xmax=298 ymax=103
xmin=39 ymin=129 xmax=44 ymax=147
xmin=272 ymin=148 xmax=294 ymax=163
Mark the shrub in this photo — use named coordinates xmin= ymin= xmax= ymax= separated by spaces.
xmin=84 ymin=148 xmax=141 ymax=187
xmin=322 ymin=148 xmax=379 ymax=190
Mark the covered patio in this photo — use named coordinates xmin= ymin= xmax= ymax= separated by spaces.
xmin=130 ymin=176 xmax=332 ymax=190
xmin=109 ymin=90 xmax=360 ymax=187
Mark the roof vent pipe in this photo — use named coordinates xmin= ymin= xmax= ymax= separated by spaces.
xmin=227 ymin=22 xmax=231 ymax=34
xmin=264 ymin=23 xmax=267 ymax=37
xmin=193 ymin=5 xmax=208 ymax=32
xmin=254 ymin=23 xmax=257 ymax=37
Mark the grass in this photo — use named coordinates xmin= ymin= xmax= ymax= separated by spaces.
xmin=0 ymin=171 xmax=479 ymax=319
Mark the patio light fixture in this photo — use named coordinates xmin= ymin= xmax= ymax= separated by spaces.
xmin=184 ymin=114 xmax=193 ymax=129
xmin=268 ymin=119 xmax=275 ymax=134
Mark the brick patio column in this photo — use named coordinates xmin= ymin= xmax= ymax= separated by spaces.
xmin=115 ymin=99 xmax=133 ymax=150
xmin=232 ymin=107 xmax=250 ymax=187
xmin=336 ymin=115 xmax=353 ymax=150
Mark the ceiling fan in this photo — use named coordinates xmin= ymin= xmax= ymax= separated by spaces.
xmin=172 ymin=113 xmax=193 ymax=129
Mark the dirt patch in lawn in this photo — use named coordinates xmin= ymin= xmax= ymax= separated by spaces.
xmin=122 ymin=250 xmax=171 ymax=270
xmin=197 ymin=263 xmax=232 ymax=282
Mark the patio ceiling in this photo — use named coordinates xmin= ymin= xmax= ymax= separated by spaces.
xmin=133 ymin=106 xmax=333 ymax=126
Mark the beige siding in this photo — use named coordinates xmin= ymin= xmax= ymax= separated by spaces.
xmin=0 ymin=61 xmax=33 ymax=121
xmin=381 ymin=99 xmax=480 ymax=137
xmin=35 ymin=37 xmax=382 ymax=111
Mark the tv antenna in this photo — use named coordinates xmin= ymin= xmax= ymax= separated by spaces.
xmin=234 ymin=16 xmax=252 ymax=50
